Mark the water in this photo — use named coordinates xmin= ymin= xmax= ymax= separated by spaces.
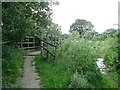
xmin=96 ymin=58 xmax=108 ymax=74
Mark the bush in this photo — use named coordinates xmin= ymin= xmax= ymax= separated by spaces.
xmin=34 ymin=32 xmax=118 ymax=88
xmin=2 ymin=45 xmax=25 ymax=88
xmin=34 ymin=33 xmax=103 ymax=88
xmin=68 ymin=71 xmax=89 ymax=88
xmin=104 ymin=37 xmax=118 ymax=72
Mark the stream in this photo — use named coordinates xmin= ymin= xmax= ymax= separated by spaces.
xmin=96 ymin=58 xmax=108 ymax=74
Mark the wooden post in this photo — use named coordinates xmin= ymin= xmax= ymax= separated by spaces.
xmin=21 ymin=41 xmax=23 ymax=49
xmin=46 ymin=32 xmax=49 ymax=61
xmin=41 ymin=32 xmax=43 ymax=58
xmin=53 ymin=36 xmax=59 ymax=65
xmin=33 ymin=37 xmax=35 ymax=51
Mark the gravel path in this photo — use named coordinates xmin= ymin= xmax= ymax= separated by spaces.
xmin=20 ymin=51 xmax=42 ymax=88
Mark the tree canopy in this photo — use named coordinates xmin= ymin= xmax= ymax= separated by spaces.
xmin=2 ymin=2 xmax=59 ymax=43
xmin=69 ymin=19 xmax=94 ymax=38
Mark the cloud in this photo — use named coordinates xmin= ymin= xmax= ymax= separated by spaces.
xmin=52 ymin=0 xmax=119 ymax=34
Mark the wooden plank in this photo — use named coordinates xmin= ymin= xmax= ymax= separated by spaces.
xmin=23 ymin=46 xmax=37 ymax=49
xmin=40 ymin=38 xmax=56 ymax=47
xmin=42 ymin=47 xmax=55 ymax=57
xmin=36 ymin=36 xmax=56 ymax=47
xmin=25 ymin=36 xmax=34 ymax=38
xmin=35 ymin=35 xmax=60 ymax=65
xmin=18 ymin=42 xmax=35 ymax=44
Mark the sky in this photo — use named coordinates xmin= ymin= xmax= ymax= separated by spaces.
xmin=52 ymin=0 xmax=119 ymax=34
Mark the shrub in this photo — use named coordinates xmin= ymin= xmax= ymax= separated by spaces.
xmin=2 ymin=45 xmax=25 ymax=88
xmin=34 ymin=32 xmax=118 ymax=88
xmin=68 ymin=71 xmax=89 ymax=88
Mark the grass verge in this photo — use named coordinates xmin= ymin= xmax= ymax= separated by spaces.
xmin=2 ymin=46 xmax=25 ymax=88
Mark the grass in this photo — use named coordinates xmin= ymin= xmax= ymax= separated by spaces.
xmin=2 ymin=46 xmax=25 ymax=88
xmin=101 ymin=74 xmax=118 ymax=88
xmin=34 ymin=32 xmax=118 ymax=88
xmin=34 ymin=56 xmax=72 ymax=88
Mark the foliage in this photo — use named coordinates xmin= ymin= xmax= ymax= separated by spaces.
xmin=49 ymin=23 xmax=62 ymax=37
xmin=95 ymin=29 xmax=119 ymax=83
xmin=2 ymin=2 xmax=53 ymax=43
xmin=68 ymin=71 xmax=89 ymax=88
xmin=95 ymin=28 xmax=118 ymax=41
xmin=103 ymin=37 xmax=119 ymax=83
xmin=58 ymin=33 xmax=103 ymax=88
xmin=34 ymin=32 xmax=118 ymax=88
xmin=42 ymin=22 xmax=62 ymax=42
xmin=35 ymin=34 xmax=110 ymax=88
xmin=2 ymin=2 xmax=58 ymax=88
xmin=2 ymin=2 xmax=118 ymax=88
xmin=2 ymin=2 xmax=61 ymax=87
xmin=104 ymin=37 xmax=118 ymax=72
xmin=2 ymin=2 xmax=32 ymax=42
xmin=83 ymin=30 xmax=99 ymax=40
xmin=69 ymin=19 xmax=94 ymax=38
xmin=2 ymin=45 xmax=25 ymax=88
xmin=102 ymin=28 xmax=118 ymax=38
xmin=29 ymin=2 xmax=52 ymax=36
xmin=34 ymin=55 xmax=72 ymax=88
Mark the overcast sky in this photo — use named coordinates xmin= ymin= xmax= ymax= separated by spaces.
xmin=52 ymin=0 xmax=119 ymax=34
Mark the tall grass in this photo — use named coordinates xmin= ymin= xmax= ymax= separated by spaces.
xmin=2 ymin=45 xmax=25 ymax=88
xmin=34 ymin=32 xmax=118 ymax=88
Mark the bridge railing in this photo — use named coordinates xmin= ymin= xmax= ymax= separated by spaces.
xmin=35 ymin=34 xmax=61 ymax=65
xmin=13 ymin=32 xmax=62 ymax=65
xmin=17 ymin=36 xmax=38 ymax=51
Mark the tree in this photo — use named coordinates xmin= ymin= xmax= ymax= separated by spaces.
xmin=96 ymin=28 xmax=118 ymax=41
xmin=49 ymin=23 xmax=62 ymax=36
xmin=102 ymin=28 xmax=118 ymax=38
xmin=69 ymin=19 xmax=94 ymax=38
xmin=2 ymin=2 xmax=31 ymax=42
xmin=84 ymin=30 xmax=99 ymax=40
xmin=2 ymin=2 xmax=53 ymax=43
xmin=2 ymin=2 xmax=60 ymax=87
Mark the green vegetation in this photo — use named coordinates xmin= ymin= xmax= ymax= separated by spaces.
xmin=2 ymin=2 xmax=59 ymax=88
xmin=2 ymin=44 xmax=25 ymax=88
xmin=2 ymin=2 xmax=53 ymax=42
xmin=34 ymin=32 xmax=118 ymax=88
xmin=69 ymin=19 xmax=94 ymax=38
xmin=2 ymin=1 xmax=119 ymax=88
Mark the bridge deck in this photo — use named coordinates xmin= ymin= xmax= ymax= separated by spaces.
xmin=27 ymin=50 xmax=41 ymax=56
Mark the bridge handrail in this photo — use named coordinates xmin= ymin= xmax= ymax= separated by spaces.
xmin=35 ymin=35 xmax=60 ymax=65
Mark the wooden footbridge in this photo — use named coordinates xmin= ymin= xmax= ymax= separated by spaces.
xmin=2 ymin=31 xmax=62 ymax=65
xmin=17 ymin=34 xmax=61 ymax=65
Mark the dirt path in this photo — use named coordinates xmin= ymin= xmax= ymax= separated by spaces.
xmin=20 ymin=51 xmax=42 ymax=88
